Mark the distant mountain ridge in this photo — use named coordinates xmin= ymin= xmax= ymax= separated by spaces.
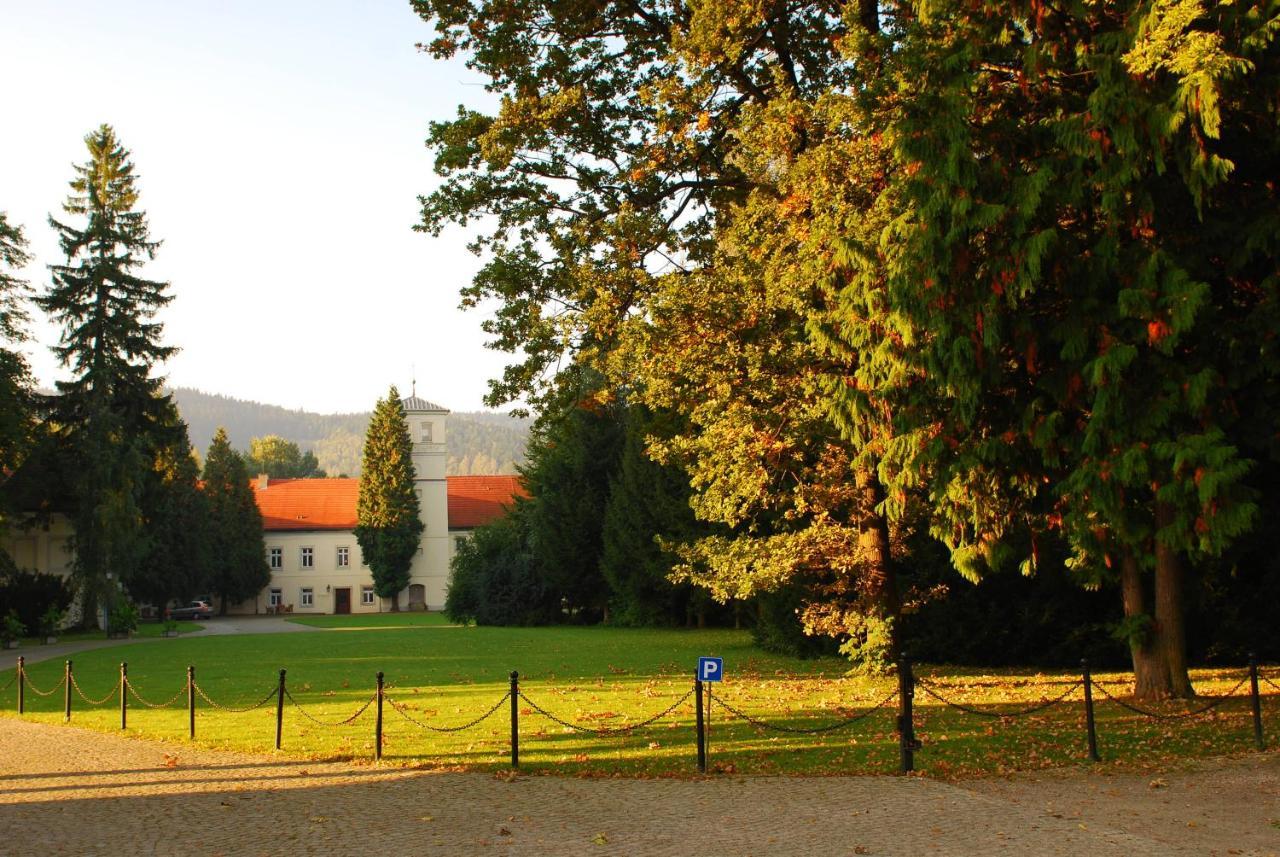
xmin=169 ymin=387 xmax=529 ymax=477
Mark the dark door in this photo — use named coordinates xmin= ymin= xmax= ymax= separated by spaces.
xmin=334 ymin=588 xmax=351 ymax=615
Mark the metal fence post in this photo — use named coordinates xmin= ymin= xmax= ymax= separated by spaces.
xmin=897 ymin=653 xmax=915 ymax=773
xmin=64 ymin=659 xmax=72 ymax=721
xmin=509 ymin=671 xmax=520 ymax=770
xmin=1249 ymin=653 xmax=1264 ymax=751
xmin=275 ymin=669 xmax=286 ymax=750
xmin=187 ymin=665 xmax=196 ymax=739
xmin=17 ymin=656 xmax=23 ymax=715
xmin=1082 ymin=659 xmax=1100 ymax=762
xmin=695 ymin=677 xmax=706 ymax=774
xmin=120 ymin=662 xmax=127 ymax=730
xmin=375 ymin=671 xmax=385 ymax=761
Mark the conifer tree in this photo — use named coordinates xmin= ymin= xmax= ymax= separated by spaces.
xmin=0 ymin=211 xmax=34 ymax=485
xmin=203 ymin=428 xmax=269 ymax=613
xmin=355 ymin=388 xmax=423 ymax=611
xmin=35 ymin=125 xmax=178 ymax=625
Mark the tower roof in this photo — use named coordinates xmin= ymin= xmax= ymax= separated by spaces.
xmin=401 ymin=395 xmax=448 ymax=413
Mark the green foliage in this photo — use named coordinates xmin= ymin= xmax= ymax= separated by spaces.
xmin=39 ymin=604 xmax=64 ymax=637
xmin=202 ymin=427 xmax=270 ymax=610
xmin=0 ymin=210 xmax=34 ymax=489
xmin=1 ymin=610 xmax=23 ymax=643
xmin=445 ymin=511 xmax=555 ymax=626
xmin=243 ymin=434 xmax=326 ymax=479
xmin=0 ymin=554 xmax=73 ymax=638
xmin=355 ymin=388 xmax=424 ymax=607
xmin=108 ymin=599 xmax=138 ymax=634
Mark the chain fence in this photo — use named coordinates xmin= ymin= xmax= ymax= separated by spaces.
xmin=71 ymin=673 xmax=122 ymax=706
xmin=1089 ymin=672 xmax=1252 ymax=720
xmin=0 ymin=669 xmax=15 ymax=694
xmin=283 ymin=686 xmax=377 ymax=727
xmin=192 ymin=682 xmax=279 ymax=714
xmin=915 ymin=679 xmax=1082 ymax=719
xmin=386 ymin=691 xmax=510 ymax=733
xmin=518 ymin=688 xmax=693 ymax=736
xmin=17 ymin=666 xmax=61 ymax=697
xmin=126 ymin=678 xmax=190 ymax=709
xmin=1262 ymin=672 xmax=1280 ymax=695
xmin=708 ymin=687 xmax=900 ymax=734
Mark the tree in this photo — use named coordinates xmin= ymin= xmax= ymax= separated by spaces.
xmin=355 ymin=388 xmax=423 ymax=611
xmin=879 ymin=1 xmax=1274 ymax=697
xmin=0 ymin=211 xmax=34 ymax=488
xmin=128 ymin=403 xmax=210 ymax=612
xmin=35 ymin=124 xmax=178 ymax=626
xmin=203 ymin=427 xmax=269 ymax=613
xmin=244 ymin=435 xmax=326 ymax=479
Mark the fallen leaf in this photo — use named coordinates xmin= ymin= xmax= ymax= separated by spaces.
xmin=592 ymin=833 xmax=609 ymax=846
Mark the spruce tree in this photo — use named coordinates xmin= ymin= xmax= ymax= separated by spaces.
xmin=0 ymin=211 xmax=33 ymax=485
xmin=355 ymin=388 xmax=423 ymax=611
xmin=35 ymin=125 xmax=178 ymax=625
xmin=203 ymin=428 xmax=269 ymax=613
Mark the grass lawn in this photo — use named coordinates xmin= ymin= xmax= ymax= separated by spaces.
xmin=2 ymin=619 xmax=1274 ymax=777
xmin=286 ymin=612 xmax=456 ymax=629
xmin=19 ymin=620 xmax=205 ymax=645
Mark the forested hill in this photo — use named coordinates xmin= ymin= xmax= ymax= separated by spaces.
xmin=169 ymin=387 xmax=529 ymax=477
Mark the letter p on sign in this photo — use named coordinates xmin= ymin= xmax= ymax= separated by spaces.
xmin=698 ymin=657 xmax=724 ymax=682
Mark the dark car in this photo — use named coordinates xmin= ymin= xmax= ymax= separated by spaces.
xmin=168 ymin=600 xmax=213 ymax=620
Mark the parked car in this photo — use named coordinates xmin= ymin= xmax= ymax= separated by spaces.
xmin=168 ymin=600 xmax=213 ymax=620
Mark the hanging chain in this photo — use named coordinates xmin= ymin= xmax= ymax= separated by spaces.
xmin=1261 ymin=672 xmax=1280 ymax=694
xmin=1090 ymin=673 xmax=1251 ymax=720
xmin=708 ymin=687 xmax=899 ymax=734
xmin=126 ymin=678 xmax=190 ymax=709
xmin=385 ymin=692 xmax=511 ymax=733
xmin=18 ymin=666 xmax=62 ymax=697
xmin=192 ymin=682 xmax=279 ymax=713
xmin=71 ymin=673 xmax=122 ymax=706
xmin=0 ymin=669 xmax=16 ymax=693
xmin=283 ymin=686 xmax=377 ymax=726
xmin=518 ymin=688 xmax=694 ymax=736
xmin=914 ymin=679 xmax=1082 ymax=719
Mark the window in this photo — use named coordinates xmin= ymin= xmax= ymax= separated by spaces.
xmin=300 ymin=588 xmax=314 ymax=608
xmin=336 ymin=546 xmax=350 ymax=568
xmin=269 ymin=588 xmax=282 ymax=608
xmin=268 ymin=547 xmax=282 ymax=569
xmin=361 ymin=586 xmax=375 ymax=606
xmin=300 ymin=547 xmax=314 ymax=569
xmin=420 ymin=421 xmax=433 ymax=443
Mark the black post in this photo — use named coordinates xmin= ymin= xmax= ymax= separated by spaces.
xmin=375 ymin=671 xmax=385 ymax=761
xmin=509 ymin=671 xmax=519 ymax=770
xmin=695 ymin=677 xmax=706 ymax=774
xmin=120 ymin=662 xmax=127 ymax=730
xmin=1249 ymin=653 xmax=1264 ymax=751
xmin=17 ymin=656 xmax=23 ymax=715
xmin=185 ymin=665 xmax=195 ymax=739
xmin=1081 ymin=659 xmax=1100 ymax=762
xmin=275 ymin=669 xmax=286 ymax=750
xmin=897 ymin=653 xmax=915 ymax=773
xmin=63 ymin=659 xmax=72 ymax=722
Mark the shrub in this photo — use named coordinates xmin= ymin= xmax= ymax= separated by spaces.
xmin=109 ymin=600 xmax=139 ymax=634
xmin=446 ymin=513 xmax=558 ymax=626
xmin=1 ymin=610 xmax=25 ymax=643
xmin=0 ymin=554 xmax=74 ymax=635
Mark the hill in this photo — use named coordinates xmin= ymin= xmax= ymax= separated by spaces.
xmin=169 ymin=387 xmax=528 ymax=477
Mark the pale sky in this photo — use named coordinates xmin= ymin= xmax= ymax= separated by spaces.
xmin=0 ymin=0 xmax=512 ymax=414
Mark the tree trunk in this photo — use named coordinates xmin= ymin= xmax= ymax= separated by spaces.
xmin=857 ymin=466 xmax=900 ymax=658
xmin=1120 ymin=550 xmax=1169 ymax=700
xmin=1154 ymin=502 xmax=1194 ymax=698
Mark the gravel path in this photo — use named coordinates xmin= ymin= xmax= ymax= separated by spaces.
xmin=1 ymin=718 xmax=1276 ymax=856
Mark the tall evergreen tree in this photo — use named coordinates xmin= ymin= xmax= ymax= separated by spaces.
xmin=355 ymin=388 xmax=423 ymax=612
xmin=203 ymin=428 xmax=269 ymax=613
xmin=0 ymin=211 xmax=34 ymax=489
xmin=35 ymin=125 xmax=178 ymax=625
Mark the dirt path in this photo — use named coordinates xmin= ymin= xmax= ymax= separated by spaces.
xmin=1 ymin=719 xmax=1276 ymax=855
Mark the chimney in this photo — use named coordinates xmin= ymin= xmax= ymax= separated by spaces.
xmin=257 ymin=473 xmax=269 ymax=491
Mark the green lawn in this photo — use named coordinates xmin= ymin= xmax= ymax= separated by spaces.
xmin=19 ymin=620 xmax=205 ymax=645
xmin=286 ymin=612 xmax=456 ymax=629
xmin=2 ymin=620 xmax=1274 ymax=777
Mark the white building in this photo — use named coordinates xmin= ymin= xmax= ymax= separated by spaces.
xmin=2 ymin=396 xmax=523 ymax=615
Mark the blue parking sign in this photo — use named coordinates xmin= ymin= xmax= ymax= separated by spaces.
xmin=698 ymin=657 xmax=724 ymax=682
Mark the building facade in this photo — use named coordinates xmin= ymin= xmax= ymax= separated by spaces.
xmin=2 ymin=397 xmax=523 ymax=615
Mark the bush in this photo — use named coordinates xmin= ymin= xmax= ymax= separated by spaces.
xmin=39 ymin=605 xmax=64 ymax=637
xmin=1 ymin=610 xmax=25 ymax=643
xmin=446 ymin=514 xmax=558 ymax=626
xmin=109 ymin=600 xmax=139 ymax=634
xmin=0 ymin=554 xmax=74 ymax=635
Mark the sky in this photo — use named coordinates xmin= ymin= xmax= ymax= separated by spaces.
xmin=0 ymin=0 xmax=512 ymax=414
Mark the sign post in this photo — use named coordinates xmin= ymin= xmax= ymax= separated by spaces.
xmin=696 ymin=658 xmax=723 ymax=773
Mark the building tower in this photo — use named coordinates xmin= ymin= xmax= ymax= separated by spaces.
xmin=401 ymin=395 xmax=450 ymax=609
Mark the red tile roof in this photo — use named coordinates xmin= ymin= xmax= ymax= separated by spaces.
xmin=252 ymin=476 xmax=524 ymax=531
xmin=446 ymin=475 xmax=526 ymax=529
